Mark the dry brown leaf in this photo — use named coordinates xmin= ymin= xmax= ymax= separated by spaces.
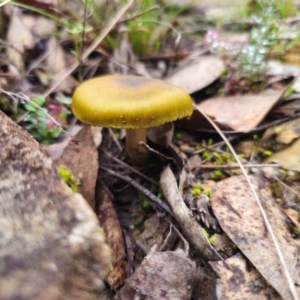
xmin=210 ymin=253 xmax=281 ymax=299
xmin=160 ymin=166 xmax=220 ymax=261
xmin=265 ymin=138 xmax=300 ymax=172
xmin=57 ymin=125 xmax=98 ymax=209
xmin=167 ymin=55 xmax=225 ymax=94
xmin=267 ymin=60 xmax=300 ymax=93
xmin=197 ymin=91 xmax=282 ymax=132
xmin=6 ymin=8 xmax=35 ymax=73
xmin=116 ymin=245 xmax=197 ymax=300
xmin=137 ymin=214 xmax=178 ymax=252
xmin=42 ymin=124 xmax=83 ymax=161
xmin=260 ymin=118 xmax=300 ymax=152
xmin=210 ymin=175 xmax=298 ymax=300
xmin=96 ymin=183 xmax=126 ymax=291
xmin=45 ymin=37 xmax=78 ymax=93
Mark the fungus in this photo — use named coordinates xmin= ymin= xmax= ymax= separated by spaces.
xmin=72 ymin=74 xmax=193 ymax=165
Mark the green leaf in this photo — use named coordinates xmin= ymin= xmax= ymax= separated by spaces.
xmin=32 ymin=96 xmax=45 ymax=106
xmin=24 ymin=104 xmax=37 ymax=112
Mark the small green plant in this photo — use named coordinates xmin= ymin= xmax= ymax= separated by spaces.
xmin=201 ymin=150 xmax=211 ymax=160
xmin=138 ymin=195 xmax=151 ymax=211
xmin=262 ymin=149 xmax=273 ymax=157
xmin=21 ymin=96 xmax=69 ymax=144
xmin=57 ymin=165 xmax=80 ymax=192
xmin=202 ymin=228 xmax=216 ymax=244
xmin=204 ymin=189 xmax=211 ymax=197
xmin=1 ymin=90 xmax=69 ymax=144
xmin=236 ymin=0 xmax=280 ymax=85
xmin=191 ymin=182 xmax=202 ymax=198
xmin=209 ymin=0 xmax=294 ymax=92
xmin=211 ymin=170 xmax=226 ymax=180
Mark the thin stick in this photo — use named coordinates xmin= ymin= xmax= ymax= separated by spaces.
xmin=187 ymin=163 xmax=281 ymax=170
xmin=42 ymin=0 xmax=134 ymax=97
xmin=102 ymin=150 xmax=160 ymax=187
xmin=100 ymin=166 xmax=174 ymax=217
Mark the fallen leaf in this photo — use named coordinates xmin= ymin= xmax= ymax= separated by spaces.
xmin=265 ymin=138 xmax=300 ymax=172
xmin=210 ymin=253 xmax=281 ymax=299
xmin=197 ymin=91 xmax=282 ymax=132
xmin=210 ymin=175 xmax=298 ymax=300
xmin=137 ymin=214 xmax=178 ymax=252
xmin=96 ymin=183 xmax=126 ymax=291
xmin=43 ymin=124 xmax=83 ymax=161
xmin=267 ymin=60 xmax=300 ymax=93
xmin=260 ymin=117 xmax=300 ymax=152
xmin=5 ymin=7 xmax=35 ymax=73
xmin=116 ymin=245 xmax=197 ymax=300
xmin=167 ymin=55 xmax=225 ymax=94
xmin=45 ymin=37 xmax=78 ymax=93
xmin=57 ymin=125 xmax=99 ymax=209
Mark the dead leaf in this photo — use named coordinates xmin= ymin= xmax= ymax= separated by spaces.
xmin=197 ymin=91 xmax=282 ymax=132
xmin=260 ymin=118 xmax=300 ymax=152
xmin=210 ymin=253 xmax=281 ymax=299
xmin=167 ymin=55 xmax=225 ymax=94
xmin=57 ymin=125 xmax=98 ymax=209
xmin=210 ymin=175 xmax=298 ymax=300
xmin=160 ymin=166 xmax=220 ymax=261
xmin=137 ymin=214 xmax=178 ymax=252
xmin=267 ymin=60 xmax=300 ymax=93
xmin=96 ymin=183 xmax=126 ymax=291
xmin=45 ymin=37 xmax=77 ymax=93
xmin=116 ymin=245 xmax=197 ymax=300
xmin=265 ymin=138 xmax=300 ymax=172
xmin=6 ymin=7 xmax=35 ymax=73
xmin=43 ymin=124 xmax=83 ymax=161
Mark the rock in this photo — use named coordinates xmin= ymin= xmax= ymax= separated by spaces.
xmin=0 ymin=110 xmax=111 ymax=300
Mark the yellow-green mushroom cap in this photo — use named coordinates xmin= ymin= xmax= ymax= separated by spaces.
xmin=72 ymin=75 xmax=193 ymax=129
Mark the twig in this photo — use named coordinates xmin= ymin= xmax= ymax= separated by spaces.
xmin=196 ymin=105 xmax=299 ymax=300
xmin=42 ymin=0 xmax=134 ymax=97
xmin=100 ymin=166 xmax=174 ymax=217
xmin=187 ymin=163 xmax=281 ymax=170
xmin=101 ymin=149 xmax=159 ymax=187
xmin=108 ymin=128 xmax=123 ymax=152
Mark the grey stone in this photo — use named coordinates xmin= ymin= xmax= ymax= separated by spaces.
xmin=0 ymin=110 xmax=111 ymax=300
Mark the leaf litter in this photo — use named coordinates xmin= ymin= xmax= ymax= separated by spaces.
xmin=210 ymin=175 xmax=298 ymax=300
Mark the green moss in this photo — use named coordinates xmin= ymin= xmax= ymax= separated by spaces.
xmin=138 ymin=195 xmax=151 ymax=211
xmin=191 ymin=182 xmax=202 ymax=198
xmin=57 ymin=165 xmax=80 ymax=192
xmin=211 ymin=170 xmax=225 ymax=180
xmin=262 ymin=150 xmax=273 ymax=157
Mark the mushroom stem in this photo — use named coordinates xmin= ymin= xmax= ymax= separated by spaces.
xmin=125 ymin=128 xmax=150 ymax=165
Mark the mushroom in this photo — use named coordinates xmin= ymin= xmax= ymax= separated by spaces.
xmin=72 ymin=74 xmax=193 ymax=165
